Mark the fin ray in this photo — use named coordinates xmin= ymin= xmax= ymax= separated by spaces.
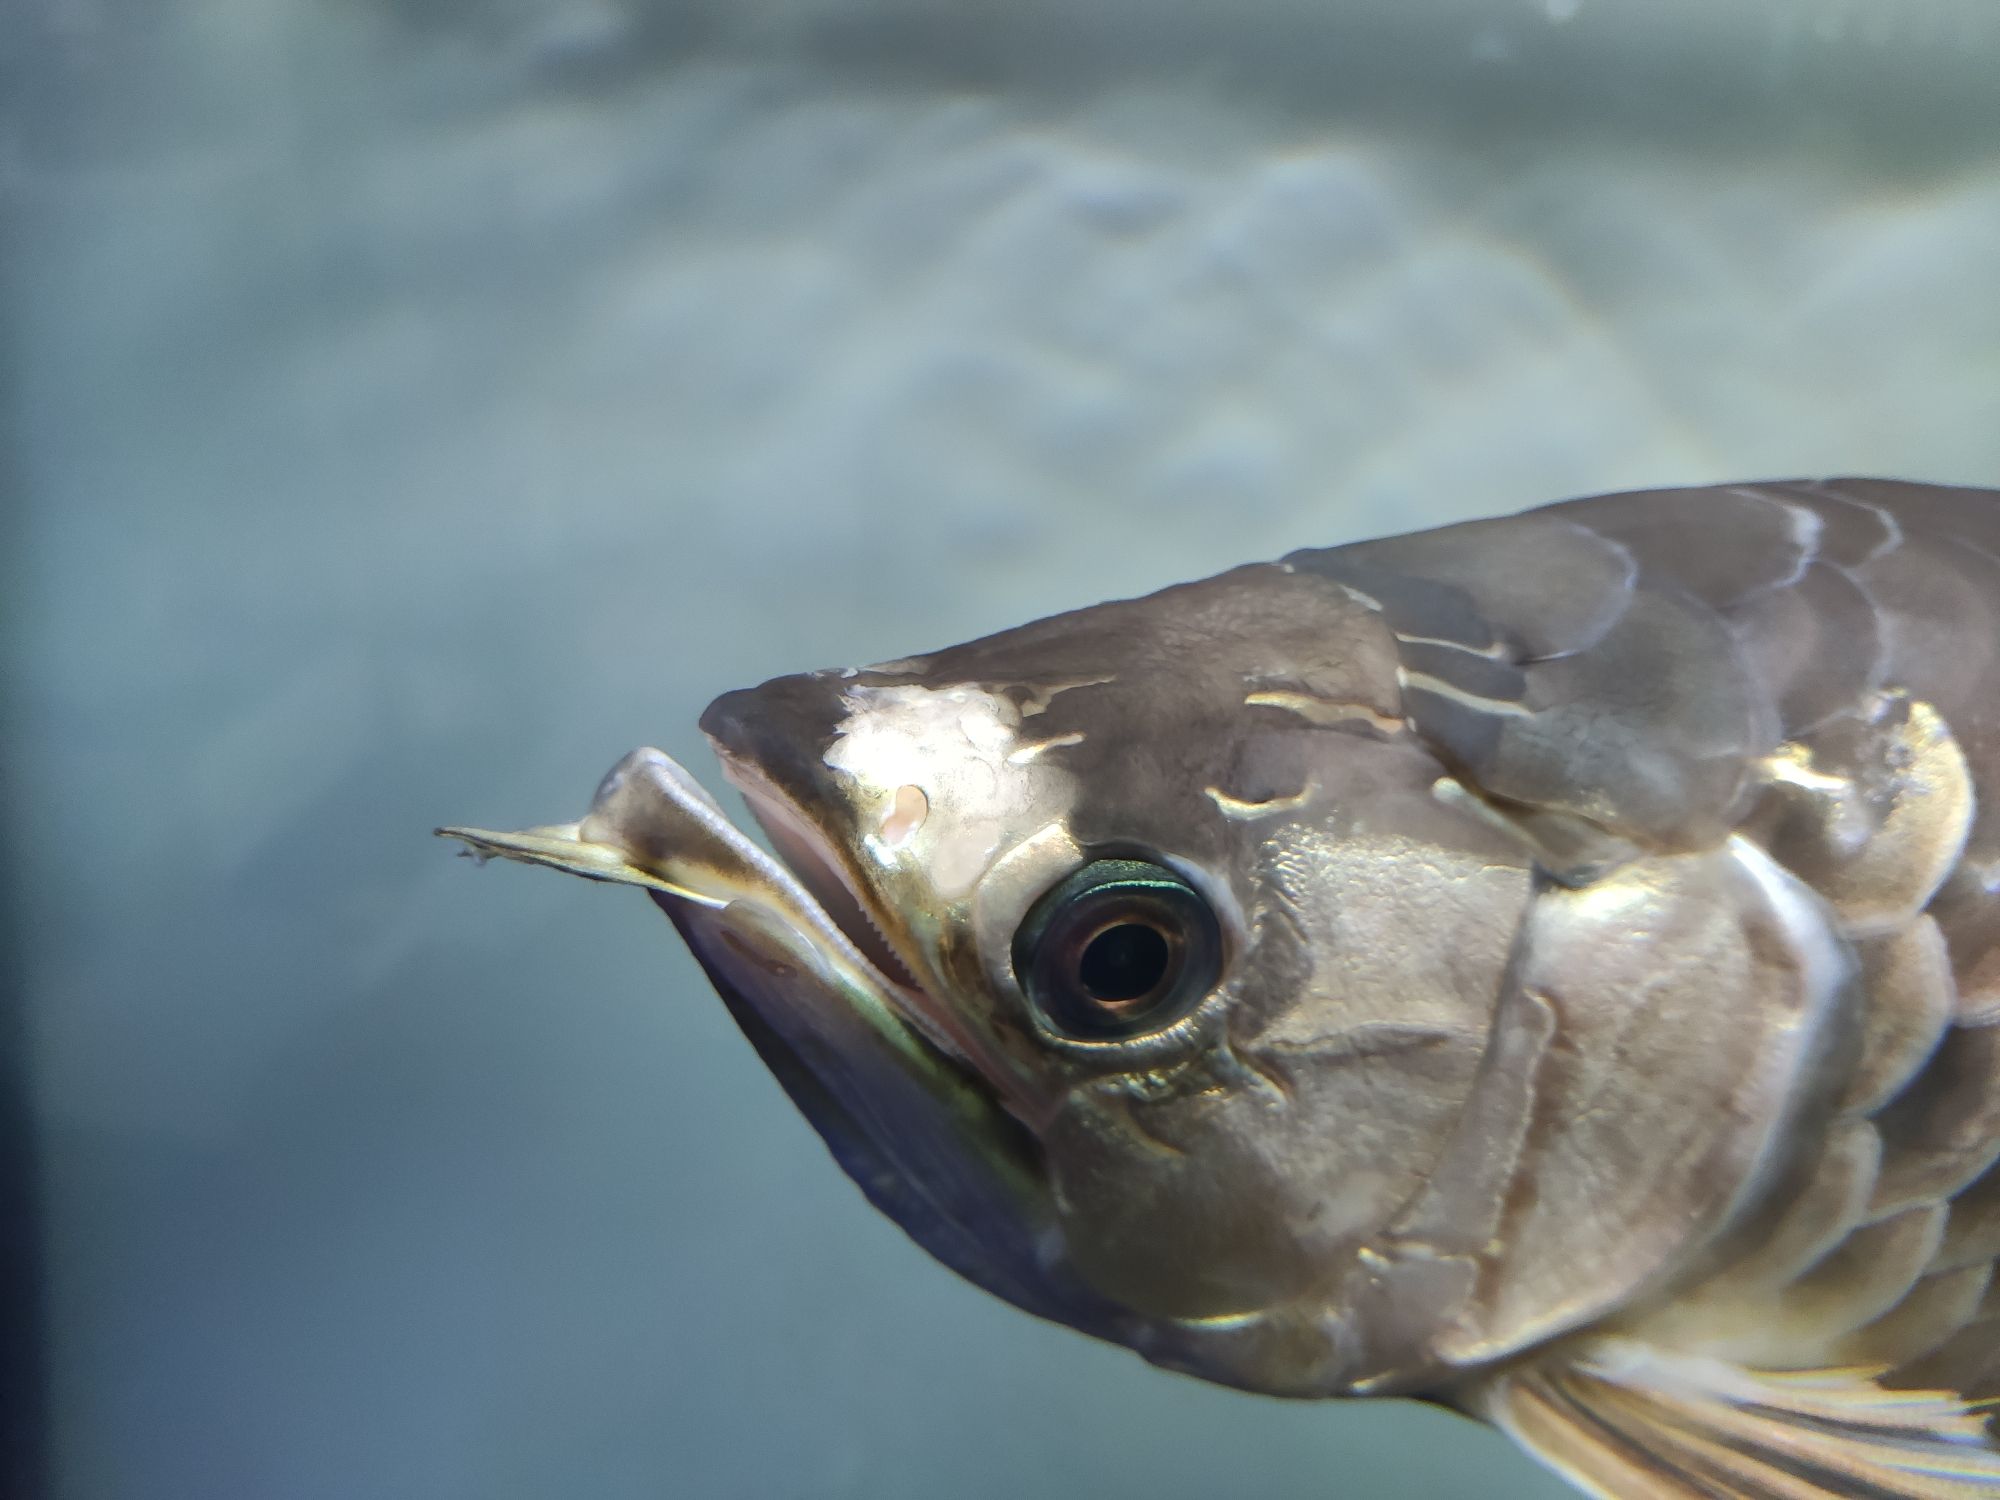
xmin=1483 ymin=1342 xmax=2000 ymax=1498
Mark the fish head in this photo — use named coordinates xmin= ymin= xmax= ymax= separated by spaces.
xmin=695 ymin=562 xmax=1537 ymax=1392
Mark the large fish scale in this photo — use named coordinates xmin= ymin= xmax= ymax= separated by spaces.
xmin=1298 ymin=479 xmax=2000 ymax=1494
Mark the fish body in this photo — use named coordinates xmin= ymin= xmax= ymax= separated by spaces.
xmin=445 ymin=478 xmax=2000 ymax=1497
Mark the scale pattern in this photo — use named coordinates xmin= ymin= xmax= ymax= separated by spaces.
xmin=1293 ymin=479 xmax=2000 ymax=1493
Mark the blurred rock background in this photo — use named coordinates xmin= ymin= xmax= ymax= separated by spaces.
xmin=4 ymin=1 xmax=1997 ymax=1495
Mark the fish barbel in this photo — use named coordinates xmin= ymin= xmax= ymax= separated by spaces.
xmin=443 ymin=478 xmax=2000 ymax=1497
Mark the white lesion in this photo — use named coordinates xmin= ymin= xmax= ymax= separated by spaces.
xmin=1760 ymin=748 xmax=1849 ymax=796
xmin=1206 ymin=781 xmax=1318 ymax=819
xmin=876 ymin=783 xmax=929 ymax=846
xmin=1006 ymin=731 xmax=1084 ymax=764
xmin=1776 ymin=499 xmax=1824 ymax=580
xmin=1331 ymin=581 xmax=1384 ymax=614
xmin=826 ymin=681 xmax=1079 ymax=896
xmin=1243 ymin=689 xmax=1403 ymax=734
xmin=1396 ymin=668 xmax=1533 ymax=717
xmin=1390 ymin=633 xmax=1510 ymax=659
xmin=1015 ymin=675 xmax=1116 ymax=717
xmin=860 ymin=654 xmax=936 ymax=675
xmin=1790 ymin=482 xmax=1905 ymax=564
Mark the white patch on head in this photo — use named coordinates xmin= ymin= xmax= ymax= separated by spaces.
xmin=826 ymin=683 xmax=1080 ymax=897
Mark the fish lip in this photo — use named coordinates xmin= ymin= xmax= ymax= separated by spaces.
xmin=702 ymin=685 xmax=1056 ymax=1129
xmin=699 ymin=678 xmax=934 ymax=994
xmin=713 ymin=740 xmax=1003 ymax=1067
xmin=711 ymin=745 xmax=932 ymax=1001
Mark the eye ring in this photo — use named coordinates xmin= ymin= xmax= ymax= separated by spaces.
xmin=1012 ymin=858 xmax=1223 ymax=1041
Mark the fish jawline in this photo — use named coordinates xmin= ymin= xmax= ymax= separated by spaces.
xmin=710 ymin=746 xmax=1053 ymax=1129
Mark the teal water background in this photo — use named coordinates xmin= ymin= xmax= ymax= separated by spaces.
xmin=7 ymin=3 xmax=2000 ymax=1496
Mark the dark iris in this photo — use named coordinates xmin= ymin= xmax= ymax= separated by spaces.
xmin=1012 ymin=858 xmax=1223 ymax=1041
xmin=1078 ymin=922 xmax=1170 ymax=1001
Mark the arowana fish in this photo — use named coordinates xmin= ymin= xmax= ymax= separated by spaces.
xmin=442 ymin=478 xmax=2000 ymax=1497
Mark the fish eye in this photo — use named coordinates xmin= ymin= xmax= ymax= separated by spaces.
xmin=1012 ymin=858 xmax=1223 ymax=1041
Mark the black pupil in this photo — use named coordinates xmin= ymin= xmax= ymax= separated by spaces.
xmin=1077 ymin=921 xmax=1171 ymax=1004
xmin=1014 ymin=858 xmax=1222 ymax=1041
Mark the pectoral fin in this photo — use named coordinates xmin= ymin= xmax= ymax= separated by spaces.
xmin=1479 ymin=1339 xmax=2000 ymax=1498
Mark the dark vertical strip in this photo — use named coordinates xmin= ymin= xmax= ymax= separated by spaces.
xmin=0 ymin=50 xmax=51 ymax=1498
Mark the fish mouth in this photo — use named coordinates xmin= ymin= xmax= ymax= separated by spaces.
xmin=715 ymin=750 xmax=929 ymax=998
xmin=438 ymin=741 xmax=1122 ymax=1336
xmin=701 ymin=723 xmax=1051 ymax=1132
xmin=440 ymin=740 xmax=941 ymax=1059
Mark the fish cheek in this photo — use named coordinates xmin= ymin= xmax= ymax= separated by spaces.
xmin=1040 ymin=1035 xmax=1487 ymax=1323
